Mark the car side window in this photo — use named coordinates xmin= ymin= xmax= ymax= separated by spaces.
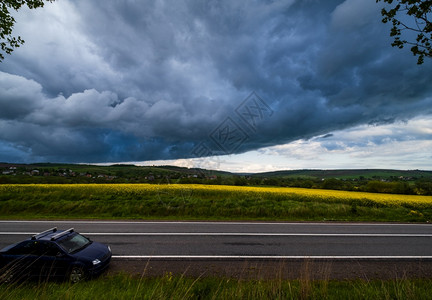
xmin=8 ymin=241 xmax=64 ymax=256
xmin=9 ymin=241 xmax=38 ymax=255
xmin=41 ymin=242 xmax=63 ymax=257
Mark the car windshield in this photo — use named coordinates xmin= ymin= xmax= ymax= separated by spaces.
xmin=57 ymin=233 xmax=92 ymax=254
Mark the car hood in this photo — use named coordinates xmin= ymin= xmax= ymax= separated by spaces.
xmin=72 ymin=242 xmax=110 ymax=261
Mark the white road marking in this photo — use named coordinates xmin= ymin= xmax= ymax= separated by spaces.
xmin=1 ymin=232 xmax=432 ymax=237
xmin=112 ymin=255 xmax=432 ymax=259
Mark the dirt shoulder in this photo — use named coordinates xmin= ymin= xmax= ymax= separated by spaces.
xmin=108 ymin=258 xmax=432 ymax=280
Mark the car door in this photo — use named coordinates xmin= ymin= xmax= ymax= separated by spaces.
xmin=2 ymin=240 xmax=41 ymax=279
xmin=38 ymin=241 xmax=72 ymax=278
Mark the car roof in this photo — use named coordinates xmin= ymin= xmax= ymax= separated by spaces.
xmin=30 ymin=227 xmax=75 ymax=242
xmin=0 ymin=228 xmax=74 ymax=252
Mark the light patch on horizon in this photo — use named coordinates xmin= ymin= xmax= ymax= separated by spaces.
xmin=135 ymin=116 xmax=432 ymax=172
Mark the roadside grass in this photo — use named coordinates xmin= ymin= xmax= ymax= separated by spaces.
xmin=2 ymin=184 xmax=432 ymax=298
xmin=1 ymin=273 xmax=432 ymax=300
xmin=1 ymin=184 xmax=432 ymax=222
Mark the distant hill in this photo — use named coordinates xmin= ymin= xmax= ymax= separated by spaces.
xmin=251 ymin=169 xmax=432 ymax=180
xmin=0 ymin=162 xmax=232 ymax=182
xmin=1 ymin=163 xmax=431 ymax=182
xmin=1 ymin=163 xmax=432 ymax=195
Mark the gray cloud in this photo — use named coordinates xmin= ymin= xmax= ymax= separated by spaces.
xmin=0 ymin=0 xmax=431 ymax=163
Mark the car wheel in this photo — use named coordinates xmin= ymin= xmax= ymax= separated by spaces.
xmin=69 ymin=266 xmax=86 ymax=283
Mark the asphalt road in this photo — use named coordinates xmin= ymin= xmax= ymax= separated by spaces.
xmin=3 ymin=220 xmax=432 ymax=279
xmin=1 ymin=220 xmax=432 ymax=258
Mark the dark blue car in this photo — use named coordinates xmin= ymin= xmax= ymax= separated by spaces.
xmin=0 ymin=228 xmax=111 ymax=283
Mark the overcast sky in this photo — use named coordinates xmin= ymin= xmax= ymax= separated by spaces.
xmin=0 ymin=0 xmax=431 ymax=172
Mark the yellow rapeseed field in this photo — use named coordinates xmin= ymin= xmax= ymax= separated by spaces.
xmin=3 ymin=183 xmax=430 ymax=208
xmin=1 ymin=184 xmax=432 ymax=221
xmin=158 ymin=184 xmax=432 ymax=207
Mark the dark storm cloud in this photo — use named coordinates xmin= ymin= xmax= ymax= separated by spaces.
xmin=0 ymin=0 xmax=431 ymax=163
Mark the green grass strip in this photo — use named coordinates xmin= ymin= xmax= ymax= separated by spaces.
xmin=1 ymin=273 xmax=432 ymax=300
xmin=1 ymin=184 xmax=432 ymax=222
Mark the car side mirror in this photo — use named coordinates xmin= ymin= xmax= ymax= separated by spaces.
xmin=56 ymin=252 xmax=64 ymax=257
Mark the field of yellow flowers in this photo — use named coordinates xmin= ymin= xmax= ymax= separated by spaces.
xmin=0 ymin=184 xmax=431 ymax=221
